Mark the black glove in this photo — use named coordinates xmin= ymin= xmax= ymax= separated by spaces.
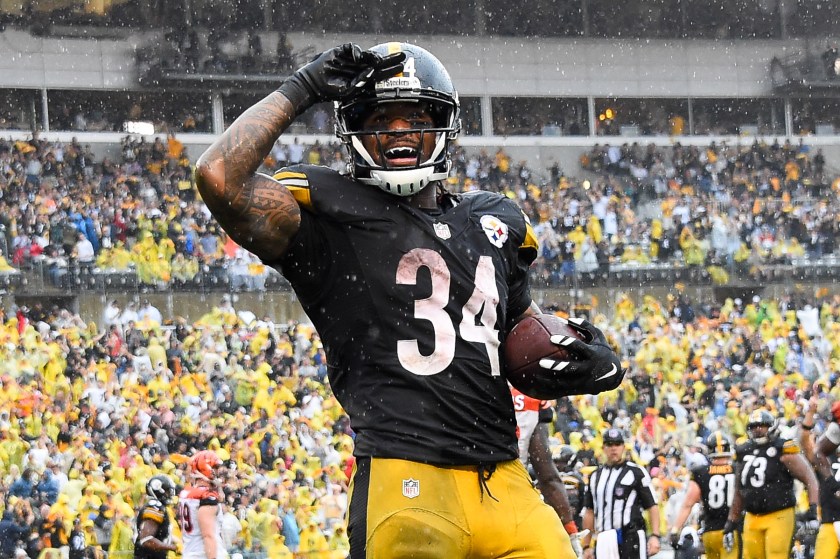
xmin=277 ymin=43 xmax=406 ymax=116
xmin=803 ymin=503 xmax=820 ymax=531
xmin=669 ymin=533 xmax=681 ymax=550
xmin=542 ymin=317 xmax=624 ymax=396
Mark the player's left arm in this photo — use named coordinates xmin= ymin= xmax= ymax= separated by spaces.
xmin=198 ymin=502 xmax=220 ymax=559
xmin=528 ymin=423 xmax=576 ymax=530
xmin=781 ymin=450 xmax=819 ymax=510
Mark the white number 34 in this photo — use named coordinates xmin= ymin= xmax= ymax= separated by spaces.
xmin=396 ymin=248 xmax=501 ymax=377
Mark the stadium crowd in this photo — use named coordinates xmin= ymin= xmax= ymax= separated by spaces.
xmin=0 ymin=275 xmax=837 ymax=557
xmin=0 ymin=132 xmax=837 ymax=292
xmin=0 ymin=129 xmax=836 ymax=558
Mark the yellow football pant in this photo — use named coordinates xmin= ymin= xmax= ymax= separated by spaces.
xmin=815 ymin=523 xmax=840 ymax=559
xmin=347 ymin=457 xmax=574 ymax=558
xmin=702 ymin=529 xmax=739 ymax=559
xmin=742 ymin=507 xmax=795 ymax=559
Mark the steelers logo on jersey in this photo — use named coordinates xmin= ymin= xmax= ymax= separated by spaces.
xmin=480 ymin=215 xmax=509 ymax=248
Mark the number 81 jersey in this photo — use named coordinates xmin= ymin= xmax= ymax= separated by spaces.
xmin=734 ymin=437 xmax=800 ymax=514
xmin=272 ymin=165 xmax=539 ymax=465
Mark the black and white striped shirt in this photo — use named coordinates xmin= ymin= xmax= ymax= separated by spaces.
xmin=583 ymin=461 xmax=658 ymax=532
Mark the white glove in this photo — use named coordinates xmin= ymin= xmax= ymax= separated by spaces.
xmin=569 ymin=529 xmax=589 ymax=558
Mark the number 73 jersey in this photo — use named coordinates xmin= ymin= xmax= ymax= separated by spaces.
xmin=272 ymin=165 xmax=539 ymax=465
xmin=734 ymin=437 xmax=800 ymax=514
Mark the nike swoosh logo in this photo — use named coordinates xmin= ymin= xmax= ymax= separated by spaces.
xmin=595 ymin=363 xmax=618 ymax=382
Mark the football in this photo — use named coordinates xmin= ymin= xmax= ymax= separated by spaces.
xmin=503 ymin=314 xmax=586 ymax=400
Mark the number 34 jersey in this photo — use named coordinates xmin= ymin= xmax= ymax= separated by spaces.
xmin=734 ymin=437 xmax=800 ymax=514
xmin=272 ymin=165 xmax=539 ymax=465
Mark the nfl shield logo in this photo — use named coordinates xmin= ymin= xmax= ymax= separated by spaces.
xmin=402 ymin=478 xmax=420 ymax=499
xmin=434 ymin=222 xmax=451 ymax=240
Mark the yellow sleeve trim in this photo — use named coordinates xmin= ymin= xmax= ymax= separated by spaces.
xmin=520 ymin=222 xmax=539 ymax=252
xmin=141 ymin=509 xmax=165 ymax=523
xmin=782 ymin=440 xmax=800 ymax=454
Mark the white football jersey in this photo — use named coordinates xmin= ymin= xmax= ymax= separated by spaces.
xmin=178 ymin=485 xmax=227 ymax=559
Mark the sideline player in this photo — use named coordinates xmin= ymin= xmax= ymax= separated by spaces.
xmin=670 ymin=431 xmax=739 ymax=559
xmin=195 ymin=40 xmax=623 ymax=557
xmin=725 ymin=410 xmax=819 ymax=559
xmin=178 ymin=450 xmax=227 ymax=559
xmin=512 ymin=386 xmax=585 ymax=555
xmin=134 ymin=474 xmax=178 ymax=559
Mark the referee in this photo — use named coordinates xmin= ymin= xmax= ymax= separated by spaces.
xmin=581 ymin=428 xmax=661 ymax=559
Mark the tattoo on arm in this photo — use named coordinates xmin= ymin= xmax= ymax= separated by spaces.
xmin=196 ymin=92 xmax=301 ymax=261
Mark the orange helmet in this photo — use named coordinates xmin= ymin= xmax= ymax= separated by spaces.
xmin=188 ymin=450 xmax=223 ymax=483
xmin=832 ymin=400 xmax=840 ymax=423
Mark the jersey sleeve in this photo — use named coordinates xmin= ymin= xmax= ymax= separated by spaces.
xmin=505 ymin=206 xmax=538 ymax=323
xmin=780 ymin=438 xmax=800 ymax=455
xmin=271 ymin=165 xmax=331 ymax=299
xmin=635 ymin=465 xmax=658 ymax=509
xmin=140 ymin=505 xmax=165 ymax=523
xmin=583 ymin=471 xmax=595 ymax=510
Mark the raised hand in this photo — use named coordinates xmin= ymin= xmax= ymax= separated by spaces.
xmin=277 ymin=43 xmax=406 ymax=115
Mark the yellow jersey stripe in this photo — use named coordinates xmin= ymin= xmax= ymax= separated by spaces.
xmin=286 ymin=185 xmax=313 ymax=210
xmin=273 ymin=171 xmax=307 ymax=181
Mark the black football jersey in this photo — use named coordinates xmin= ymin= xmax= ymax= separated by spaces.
xmin=734 ymin=437 xmax=800 ymax=514
xmin=691 ymin=462 xmax=735 ymax=531
xmin=818 ymin=453 xmax=840 ymax=523
xmin=272 ymin=165 xmax=538 ymax=465
xmin=134 ymin=498 xmax=171 ymax=559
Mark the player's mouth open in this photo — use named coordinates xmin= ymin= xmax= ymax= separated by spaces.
xmin=383 ymin=145 xmax=419 ymax=166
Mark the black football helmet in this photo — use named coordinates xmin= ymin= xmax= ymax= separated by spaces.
xmin=146 ymin=474 xmax=176 ymax=504
xmin=335 ymin=42 xmax=461 ymax=197
xmin=552 ymin=445 xmax=578 ymax=470
xmin=747 ymin=409 xmax=776 ymax=444
xmin=704 ymin=431 xmax=734 ymax=458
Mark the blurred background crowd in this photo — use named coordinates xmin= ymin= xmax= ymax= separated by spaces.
xmin=0 ymin=132 xmax=837 ymax=293
xmin=0 ymin=272 xmax=837 ymax=557
xmin=0 ymin=96 xmax=837 ymax=559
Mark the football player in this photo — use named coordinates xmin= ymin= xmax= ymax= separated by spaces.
xmin=553 ymin=445 xmax=586 ymax=529
xmin=195 ymin=40 xmax=622 ymax=558
xmin=512 ymin=386 xmax=585 ymax=556
xmin=178 ymin=451 xmax=226 ymax=559
xmin=809 ymin=400 xmax=840 ymax=559
xmin=670 ymin=431 xmax=739 ymax=559
xmin=134 ymin=474 xmax=178 ymax=559
xmin=725 ymin=409 xmax=819 ymax=559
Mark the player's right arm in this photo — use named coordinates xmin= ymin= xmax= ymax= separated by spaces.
xmin=195 ymin=92 xmax=301 ymax=263
xmin=195 ymin=44 xmax=405 ymax=262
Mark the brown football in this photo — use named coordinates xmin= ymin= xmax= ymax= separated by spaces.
xmin=503 ymin=314 xmax=586 ymax=399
